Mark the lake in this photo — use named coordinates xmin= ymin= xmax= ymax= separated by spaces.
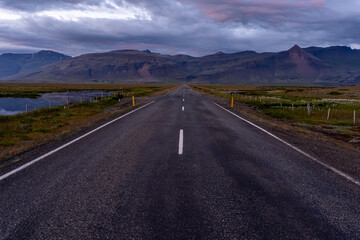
xmin=0 ymin=91 xmax=120 ymax=115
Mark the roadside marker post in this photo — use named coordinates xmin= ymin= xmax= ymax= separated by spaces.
xmin=132 ymin=96 xmax=135 ymax=107
xmin=327 ymin=108 xmax=331 ymax=121
xmin=231 ymin=97 xmax=234 ymax=108
xmin=354 ymin=110 xmax=356 ymax=125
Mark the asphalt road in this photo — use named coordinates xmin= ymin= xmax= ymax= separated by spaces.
xmin=1 ymin=85 xmax=360 ymax=239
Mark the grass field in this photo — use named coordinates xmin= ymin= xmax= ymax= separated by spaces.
xmin=0 ymin=83 xmax=176 ymax=162
xmin=191 ymin=84 xmax=360 ymax=140
xmin=0 ymin=83 xmax=171 ymax=98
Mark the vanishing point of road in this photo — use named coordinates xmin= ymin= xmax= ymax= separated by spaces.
xmin=1 ymin=86 xmax=360 ymax=239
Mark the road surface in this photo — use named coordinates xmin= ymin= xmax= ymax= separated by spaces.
xmin=1 ymin=86 xmax=360 ymax=239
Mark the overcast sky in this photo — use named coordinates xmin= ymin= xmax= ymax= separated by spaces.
xmin=0 ymin=0 xmax=359 ymax=56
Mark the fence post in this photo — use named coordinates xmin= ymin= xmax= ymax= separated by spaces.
xmin=25 ymin=104 xmax=28 ymax=113
xmin=292 ymin=103 xmax=294 ymax=111
xmin=307 ymin=103 xmax=311 ymax=116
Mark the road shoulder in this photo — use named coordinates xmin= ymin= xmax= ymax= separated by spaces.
xmin=203 ymin=92 xmax=360 ymax=183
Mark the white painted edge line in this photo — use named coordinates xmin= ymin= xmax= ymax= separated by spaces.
xmin=214 ymin=102 xmax=360 ymax=187
xmin=0 ymin=101 xmax=156 ymax=181
xmin=193 ymin=90 xmax=201 ymax=96
xmin=182 ymin=106 xmax=184 ymax=111
xmin=189 ymin=87 xmax=201 ymax=96
xmin=178 ymin=129 xmax=184 ymax=155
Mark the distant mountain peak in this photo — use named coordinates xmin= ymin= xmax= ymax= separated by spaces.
xmin=38 ymin=50 xmax=55 ymax=54
xmin=287 ymin=44 xmax=319 ymax=60
xmin=214 ymin=51 xmax=225 ymax=55
xmin=289 ymin=44 xmax=302 ymax=53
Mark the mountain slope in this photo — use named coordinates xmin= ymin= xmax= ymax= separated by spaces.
xmin=0 ymin=51 xmax=71 ymax=79
xmin=6 ymin=45 xmax=360 ymax=85
xmin=186 ymin=45 xmax=332 ymax=85
xmin=305 ymin=46 xmax=360 ymax=69
xmin=9 ymin=50 xmax=188 ymax=83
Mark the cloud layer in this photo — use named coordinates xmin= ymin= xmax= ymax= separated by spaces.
xmin=0 ymin=0 xmax=359 ymax=56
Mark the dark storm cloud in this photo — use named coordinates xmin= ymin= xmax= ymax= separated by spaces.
xmin=0 ymin=0 xmax=359 ymax=56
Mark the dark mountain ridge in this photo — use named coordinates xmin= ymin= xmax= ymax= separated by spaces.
xmin=4 ymin=45 xmax=360 ymax=86
xmin=0 ymin=50 xmax=71 ymax=79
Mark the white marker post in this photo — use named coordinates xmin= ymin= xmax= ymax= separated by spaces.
xmin=327 ymin=108 xmax=331 ymax=121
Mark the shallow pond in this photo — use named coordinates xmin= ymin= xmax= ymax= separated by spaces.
xmin=0 ymin=91 xmax=120 ymax=115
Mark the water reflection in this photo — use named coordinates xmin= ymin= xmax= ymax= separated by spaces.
xmin=0 ymin=91 xmax=120 ymax=115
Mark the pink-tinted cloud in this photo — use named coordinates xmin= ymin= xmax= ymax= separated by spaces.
xmin=178 ymin=0 xmax=326 ymax=22
xmin=1 ymin=0 xmax=359 ymax=57
xmin=310 ymin=0 xmax=326 ymax=7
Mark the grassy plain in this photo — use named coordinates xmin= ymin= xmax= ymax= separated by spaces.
xmin=0 ymin=83 xmax=176 ymax=162
xmin=0 ymin=83 xmax=169 ymax=98
xmin=191 ymin=85 xmax=360 ymax=142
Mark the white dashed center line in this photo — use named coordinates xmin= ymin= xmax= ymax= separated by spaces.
xmin=182 ymin=106 xmax=184 ymax=111
xmin=178 ymin=129 xmax=184 ymax=155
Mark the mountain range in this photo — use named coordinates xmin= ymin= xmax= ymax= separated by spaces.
xmin=2 ymin=45 xmax=360 ymax=86
xmin=0 ymin=50 xmax=71 ymax=80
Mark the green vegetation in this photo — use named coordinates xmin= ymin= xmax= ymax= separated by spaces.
xmin=0 ymin=84 xmax=176 ymax=160
xmin=329 ymin=91 xmax=342 ymax=95
xmin=0 ymin=92 xmax=40 ymax=98
xmin=191 ymin=85 xmax=360 ymax=136
xmin=0 ymin=83 xmax=171 ymax=98
xmin=0 ymin=140 xmax=15 ymax=147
